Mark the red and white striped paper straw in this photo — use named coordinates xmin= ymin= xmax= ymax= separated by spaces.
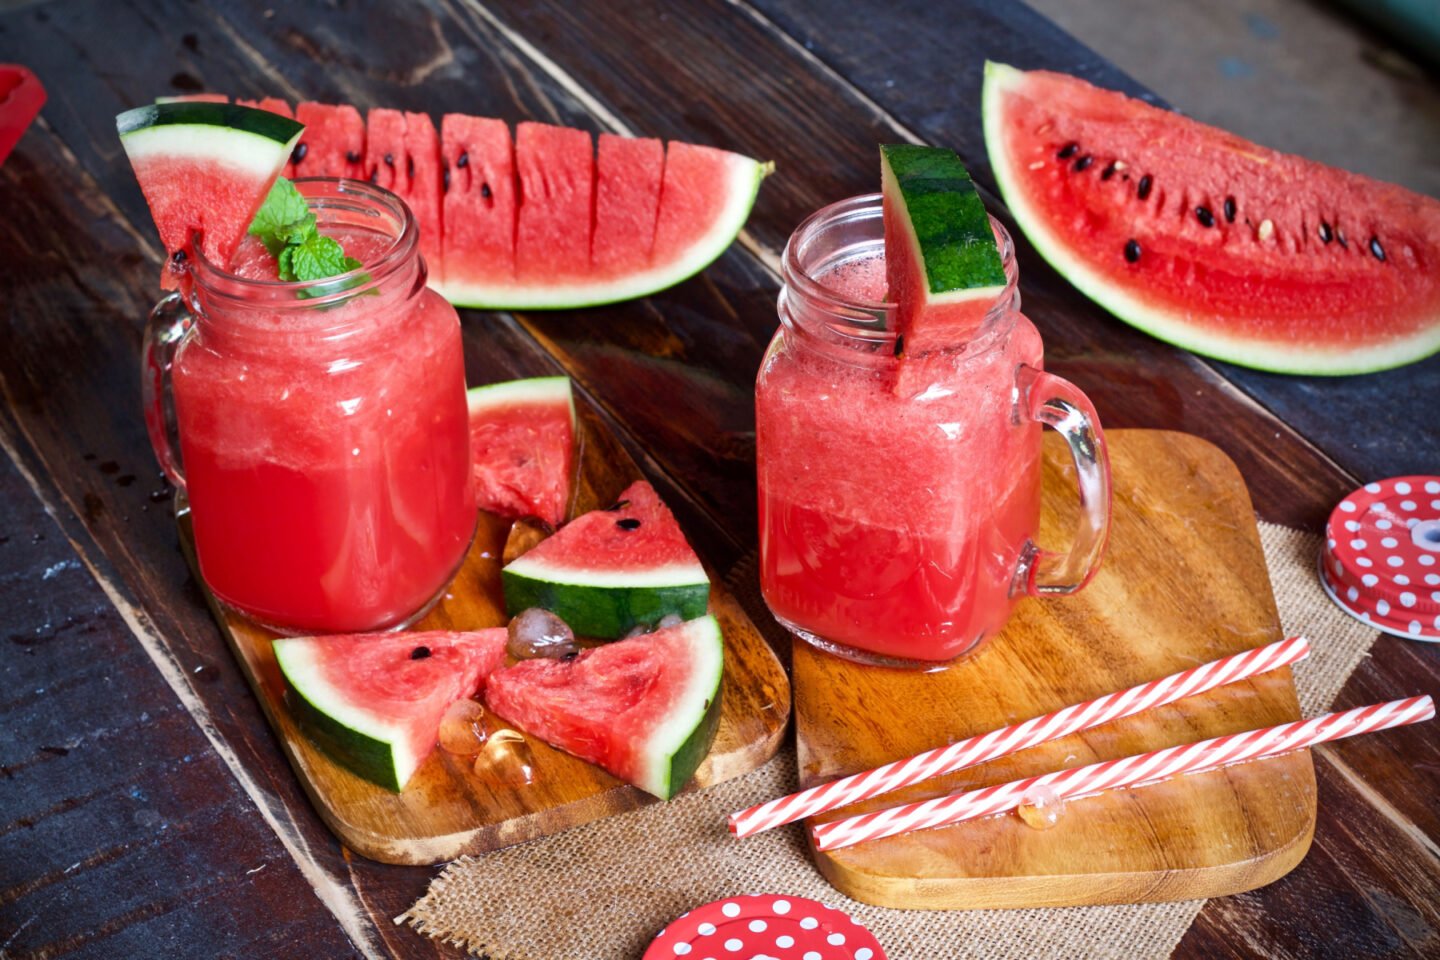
xmin=813 ymin=694 xmax=1434 ymax=852
xmin=728 ymin=637 xmax=1311 ymax=838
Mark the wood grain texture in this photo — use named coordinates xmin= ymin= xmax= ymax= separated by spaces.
xmin=182 ymin=394 xmax=789 ymax=866
xmin=798 ymin=431 xmax=1314 ymax=908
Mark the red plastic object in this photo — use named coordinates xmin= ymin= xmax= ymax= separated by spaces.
xmin=0 ymin=65 xmax=45 ymax=167
xmin=1320 ymin=476 xmax=1440 ymax=642
xmin=644 ymin=894 xmax=886 ymax=959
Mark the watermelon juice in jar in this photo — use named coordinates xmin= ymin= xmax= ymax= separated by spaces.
xmin=143 ymin=179 xmax=475 ymax=634
xmin=755 ymin=194 xmax=1111 ymax=668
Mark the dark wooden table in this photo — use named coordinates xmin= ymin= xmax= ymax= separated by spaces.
xmin=2 ymin=2 xmax=1437 ymax=957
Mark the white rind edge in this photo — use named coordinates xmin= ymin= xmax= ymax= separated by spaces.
xmin=434 ymin=155 xmax=765 ymax=309
xmin=273 ymin=639 xmax=420 ymax=785
xmin=504 ymin=556 xmax=710 ymax=589
xmin=467 ymin=376 xmax=575 ymax=422
xmin=981 ymin=60 xmax=1440 ymax=376
xmin=120 ymin=123 xmax=301 ymax=181
xmin=639 ymin=615 xmax=725 ymax=797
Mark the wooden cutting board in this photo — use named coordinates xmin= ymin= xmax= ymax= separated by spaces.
xmin=796 ymin=429 xmax=1315 ymax=909
xmin=179 ymin=395 xmax=790 ymax=866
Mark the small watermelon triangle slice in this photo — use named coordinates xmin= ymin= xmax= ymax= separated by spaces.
xmin=881 ymin=143 xmax=1007 ymax=356
xmin=117 ymin=101 xmax=303 ymax=287
xmin=485 ymin=615 xmax=725 ymax=799
xmin=468 ymin=376 xmax=576 ymax=528
xmin=501 ymin=480 xmax=710 ymax=638
xmin=274 ymin=629 xmax=508 ymax=792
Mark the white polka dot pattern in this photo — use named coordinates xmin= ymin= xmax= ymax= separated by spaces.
xmin=1321 ymin=475 xmax=1440 ymax=642
xmin=644 ymin=894 xmax=887 ymax=959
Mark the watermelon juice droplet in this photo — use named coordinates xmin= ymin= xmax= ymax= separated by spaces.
xmin=474 ymin=728 xmax=537 ymax=787
xmin=1015 ymin=783 xmax=1065 ymax=829
xmin=438 ymin=698 xmax=489 ymax=755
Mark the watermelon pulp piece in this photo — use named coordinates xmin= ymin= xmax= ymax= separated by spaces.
xmin=982 ymin=61 xmax=1440 ymax=375
xmin=442 ymin=113 xmax=516 ymax=291
xmin=485 ymin=615 xmax=725 ymax=799
xmin=501 ymin=480 xmax=711 ymax=638
xmin=117 ymin=101 xmax=303 ymax=287
xmin=880 ymin=144 xmax=1007 ymax=355
xmin=366 ymin=108 xmax=444 ymax=281
xmin=593 ymin=132 xmax=665 ymax=275
xmin=467 ymin=376 xmax=576 ymax=528
xmin=292 ymin=102 xmax=366 ymax=181
xmin=516 ymin=121 xmax=595 ymax=285
xmin=0 ymin=65 xmax=46 ymax=168
xmin=274 ymin=629 xmax=508 ymax=792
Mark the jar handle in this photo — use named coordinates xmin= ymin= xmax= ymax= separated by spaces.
xmin=1015 ymin=364 xmax=1111 ymax=595
xmin=142 ymin=291 xmax=193 ymax=490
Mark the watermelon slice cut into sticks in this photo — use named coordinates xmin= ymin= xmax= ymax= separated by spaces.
xmin=982 ymin=61 xmax=1440 ymax=375
xmin=485 ymin=615 xmax=725 ymax=799
xmin=881 ymin=143 xmax=1008 ymax=356
xmin=274 ymin=629 xmax=508 ymax=792
xmin=467 ymin=376 xmax=576 ymax=528
xmin=117 ymin=101 xmax=302 ymax=287
xmin=365 ymin=108 xmax=444 ymax=281
xmin=501 ymin=480 xmax=710 ymax=638
xmin=291 ymin=101 xmax=366 ymax=182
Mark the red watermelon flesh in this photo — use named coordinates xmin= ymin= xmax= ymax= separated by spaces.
xmin=982 ymin=62 xmax=1440 ymax=374
xmin=593 ymin=132 xmax=664 ymax=274
xmin=484 ymin=615 xmax=724 ymax=799
xmin=521 ymin=479 xmax=700 ymax=575
xmin=467 ymin=376 xmax=575 ymax=527
xmin=273 ymin=628 xmax=508 ymax=791
xmin=292 ymin=102 xmax=366 ymax=180
xmin=516 ymin=121 xmax=595 ymax=284
xmin=442 ymin=113 xmax=516 ymax=290
xmin=235 ymin=97 xmax=293 ymax=117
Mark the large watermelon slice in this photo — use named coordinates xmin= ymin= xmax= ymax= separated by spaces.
xmin=467 ymin=376 xmax=576 ymax=528
xmin=274 ymin=629 xmax=508 ymax=791
xmin=501 ymin=480 xmax=710 ymax=638
xmin=881 ymin=143 xmax=1007 ymax=356
xmin=485 ymin=615 xmax=724 ymax=799
xmin=982 ymin=61 xmax=1440 ymax=375
xmin=117 ymin=101 xmax=302 ymax=286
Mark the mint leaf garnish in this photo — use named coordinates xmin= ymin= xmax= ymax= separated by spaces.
xmin=247 ymin=177 xmax=370 ymax=295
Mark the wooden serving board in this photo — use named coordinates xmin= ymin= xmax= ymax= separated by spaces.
xmin=797 ymin=429 xmax=1315 ymax=909
xmin=179 ymin=395 xmax=790 ymax=866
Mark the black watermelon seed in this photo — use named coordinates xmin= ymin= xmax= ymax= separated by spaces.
xmin=346 ymin=150 xmax=361 ymax=165
xmin=1057 ymin=142 xmax=1079 ymax=160
xmin=1124 ymin=239 xmax=1141 ymax=263
xmin=1370 ymin=236 xmax=1386 ymax=261
xmin=893 ymin=334 xmax=905 ymax=358
xmin=481 ymin=182 xmax=492 ymax=199
xmin=1318 ymin=221 xmax=1333 ymax=243
xmin=1137 ymin=175 xmax=1153 ymax=200
xmin=443 ymin=166 xmax=451 ymax=191
xmin=457 ymin=151 xmax=470 ymax=168
xmin=383 ymin=153 xmax=394 ymax=167
xmin=1223 ymin=197 xmax=1236 ymax=223
xmin=406 ymin=156 xmax=414 ymax=179
xmin=291 ymin=141 xmax=308 ymax=165
xmin=1073 ymin=155 xmax=1093 ymax=172
xmin=1100 ymin=162 xmax=1117 ymax=181
xmin=410 ymin=646 xmax=432 ymax=660
xmin=1337 ymin=230 xmax=1348 ymax=249
xmin=171 ymin=249 xmax=187 ymax=264
xmin=617 ymin=518 xmax=642 ymax=531
xmin=604 ymin=499 xmax=631 ymax=512
xmin=1195 ymin=206 xmax=1215 ymax=228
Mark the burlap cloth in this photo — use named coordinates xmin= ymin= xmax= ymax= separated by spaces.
xmin=398 ymin=522 xmax=1380 ymax=959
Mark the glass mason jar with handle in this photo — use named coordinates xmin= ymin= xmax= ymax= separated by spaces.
xmin=755 ymin=194 xmax=1111 ymax=669
xmin=143 ymin=178 xmax=475 ymax=635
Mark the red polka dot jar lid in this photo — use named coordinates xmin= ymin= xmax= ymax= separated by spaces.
xmin=1320 ymin=476 xmax=1440 ymax=642
xmin=643 ymin=894 xmax=885 ymax=960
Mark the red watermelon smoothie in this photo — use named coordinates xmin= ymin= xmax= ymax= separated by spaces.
xmin=756 ymin=195 xmax=1052 ymax=666
xmin=168 ymin=180 xmax=474 ymax=634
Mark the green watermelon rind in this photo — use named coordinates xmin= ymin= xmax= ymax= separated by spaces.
xmin=118 ymin=102 xmax=304 ymax=172
xmin=501 ymin=560 xmax=711 ymax=639
xmin=880 ymin=143 xmax=1007 ymax=300
xmin=638 ymin=615 xmax=725 ymax=799
xmin=981 ymin=60 xmax=1440 ymax=376
xmin=273 ymin=639 xmax=418 ymax=793
xmin=466 ymin=376 xmax=575 ymax=419
xmin=434 ymin=156 xmax=767 ymax=310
